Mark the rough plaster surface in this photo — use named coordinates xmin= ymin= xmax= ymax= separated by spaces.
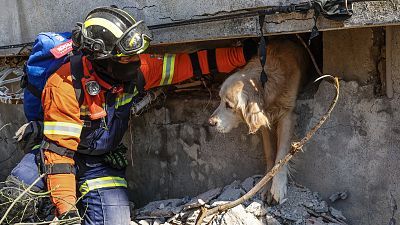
xmin=0 ymin=0 xmax=400 ymax=49
xmin=293 ymin=79 xmax=400 ymax=225
xmin=323 ymin=28 xmax=379 ymax=84
xmin=125 ymin=96 xmax=265 ymax=207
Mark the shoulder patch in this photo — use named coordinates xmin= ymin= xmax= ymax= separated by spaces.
xmin=50 ymin=40 xmax=73 ymax=59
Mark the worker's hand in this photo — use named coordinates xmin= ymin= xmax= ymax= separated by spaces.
xmin=59 ymin=210 xmax=81 ymax=225
xmin=14 ymin=121 xmax=43 ymax=153
xmin=104 ymin=143 xmax=129 ymax=170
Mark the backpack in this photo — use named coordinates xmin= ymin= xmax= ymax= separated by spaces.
xmin=22 ymin=32 xmax=74 ymax=121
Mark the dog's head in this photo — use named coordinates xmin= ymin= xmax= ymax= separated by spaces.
xmin=209 ymin=69 xmax=269 ymax=134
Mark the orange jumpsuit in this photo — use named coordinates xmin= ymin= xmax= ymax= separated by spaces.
xmin=139 ymin=47 xmax=246 ymax=90
xmin=41 ymin=46 xmax=246 ymax=216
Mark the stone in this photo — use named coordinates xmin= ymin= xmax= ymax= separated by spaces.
xmin=306 ymin=217 xmax=326 ymax=225
xmin=138 ymin=220 xmax=151 ymax=225
xmin=183 ymin=187 xmax=222 ymax=210
xmin=217 ymin=180 xmax=246 ymax=201
xmin=329 ymin=191 xmax=348 ymax=203
xmin=153 ymin=219 xmax=164 ymax=225
xmin=265 ymin=215 xmax=282 ymax=225
xmin=313 ymin=201 xmax=329 ymax=213
xmin=137 ymin=198 xmax=186 ymax=217
xmin=217 ymin=187 xmax=246 ymax=201
xmin=329 ymin=207 xmax=347 ymax=221
xmin=245 ymin=200 xmax=267 ymax=217
xmin=241 ymin=177 xmax=255 ymax=192
xmin=209 ymin=204 xmax=263 ymax=225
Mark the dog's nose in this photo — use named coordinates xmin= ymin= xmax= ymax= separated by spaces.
xmin=208 ymin=117 xmax=217 ymax=126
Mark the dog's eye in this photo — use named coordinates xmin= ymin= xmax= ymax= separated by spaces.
xmin=225 ymin=102 xmax=233 ymax=109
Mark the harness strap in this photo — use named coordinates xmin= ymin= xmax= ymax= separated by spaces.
xmin=258 ymin=14 xmax=268 ymax=88
xmin=45 ymin=163 xmax=76 ymax=175
xmin=136 ymin=69 xmax=146 ymax=95
xmin=309 ymin=7 xmax=321 ymax=45
xmin=26 ymin=82 xmax=42 ymax=98
xmin=189 ymin=52 xmax=202 ymax=80
xmin=41 ymin=140 xmax=75 ymax=158
xmin=79 ymin=176 xmax=127 ymax=196
xmin=207 ymin=49 xmax=218 ymax=75
xmin=70 ymin=54 xmax=85 ymax=106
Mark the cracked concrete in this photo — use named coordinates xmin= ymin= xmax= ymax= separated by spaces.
xmin=0 ymin=0 xmax=400 ymax=48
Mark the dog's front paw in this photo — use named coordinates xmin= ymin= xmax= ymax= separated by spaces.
xmin=270 ymin=171 xmax=288 ymax=204
xmin=260 ymin=182 xmax=273 ymax=204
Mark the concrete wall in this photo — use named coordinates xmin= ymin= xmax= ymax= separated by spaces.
xmin=125 ymin=95 xmax=265 ymax=206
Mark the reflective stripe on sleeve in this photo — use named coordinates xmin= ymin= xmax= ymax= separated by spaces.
xmin=43 ymin=121 xmax=83 ymax=138
xmin=79 ymin=176 xmax=128 ymax=196
xmin=160 ymin=54 xmax=176 ymax=86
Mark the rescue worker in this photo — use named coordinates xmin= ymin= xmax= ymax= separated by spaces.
xmin=1 ymin=6 xmax=257 ymax=225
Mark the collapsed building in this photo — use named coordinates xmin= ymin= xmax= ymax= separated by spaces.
xmin=1 ymin=0 xmax=400 ymax=224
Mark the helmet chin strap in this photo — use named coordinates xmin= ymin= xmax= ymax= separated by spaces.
xmin=92 ymin=59 xmax=139 ymax=84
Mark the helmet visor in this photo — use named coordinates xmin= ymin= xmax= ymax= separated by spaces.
xmin=116 ymin=21 xmax=153 ymax=55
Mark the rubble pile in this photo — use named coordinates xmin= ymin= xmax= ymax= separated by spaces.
xmin=131 ymin=175 xmax=348 ymax=225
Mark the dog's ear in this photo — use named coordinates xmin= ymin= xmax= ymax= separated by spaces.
xmin=238 ymin=92 xmax=269 ymax=134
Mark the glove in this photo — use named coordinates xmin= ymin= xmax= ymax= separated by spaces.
xmin=104 ymin=143 xmax=129 ymax=170
xmin=14 ymin=121 xmax=43 ymax=153
xmin=59 ymin=210 xmax=81 ymax=225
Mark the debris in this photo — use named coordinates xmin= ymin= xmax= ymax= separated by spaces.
xmin=329 ymin=207 xmax=346 ymax=221
xmin=329 ymin=192 xmax=348 ymax=203
xmin=132 ymin=176 xmax=349 ymax=225
xmin=183 ymin=188 xmax=222 ymax=210
xmin=314 ymin=201 xmax=329 ymax=213
xmin=245 ymin=200 xmax=267 ymax=217
xmin=216 ymin=180 xmax=246 ymax=201
xmin=241 ymin=177 xmax=255 ymax=192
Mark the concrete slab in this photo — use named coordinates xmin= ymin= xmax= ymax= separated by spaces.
xmin=0 ymin=0 xmax=399 ymax=47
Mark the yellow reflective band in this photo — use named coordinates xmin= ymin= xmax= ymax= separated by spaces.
xmin=80 ymin=105 xmax=90 ymax=116
xmin=160 ymin=54 xmax=176 ymax=86
xmin=79 ymin=176 xmax=127 ymax=196
xmin=116 ymin=93 xmax=134 ymax=109
xmin=32 ymin=144 xmax=41 ymax=150
xmin=44 ymin=121 xmax=83 ymax=138
xmin=84 ymin=18 xmax=124 ymax=38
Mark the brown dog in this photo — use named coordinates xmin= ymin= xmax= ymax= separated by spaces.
xmin=208 ymin=39 xmax=309 ymax=203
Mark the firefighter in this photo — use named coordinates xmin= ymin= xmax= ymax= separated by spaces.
xmin=2 ymin=6 xmax=257 ymax=225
